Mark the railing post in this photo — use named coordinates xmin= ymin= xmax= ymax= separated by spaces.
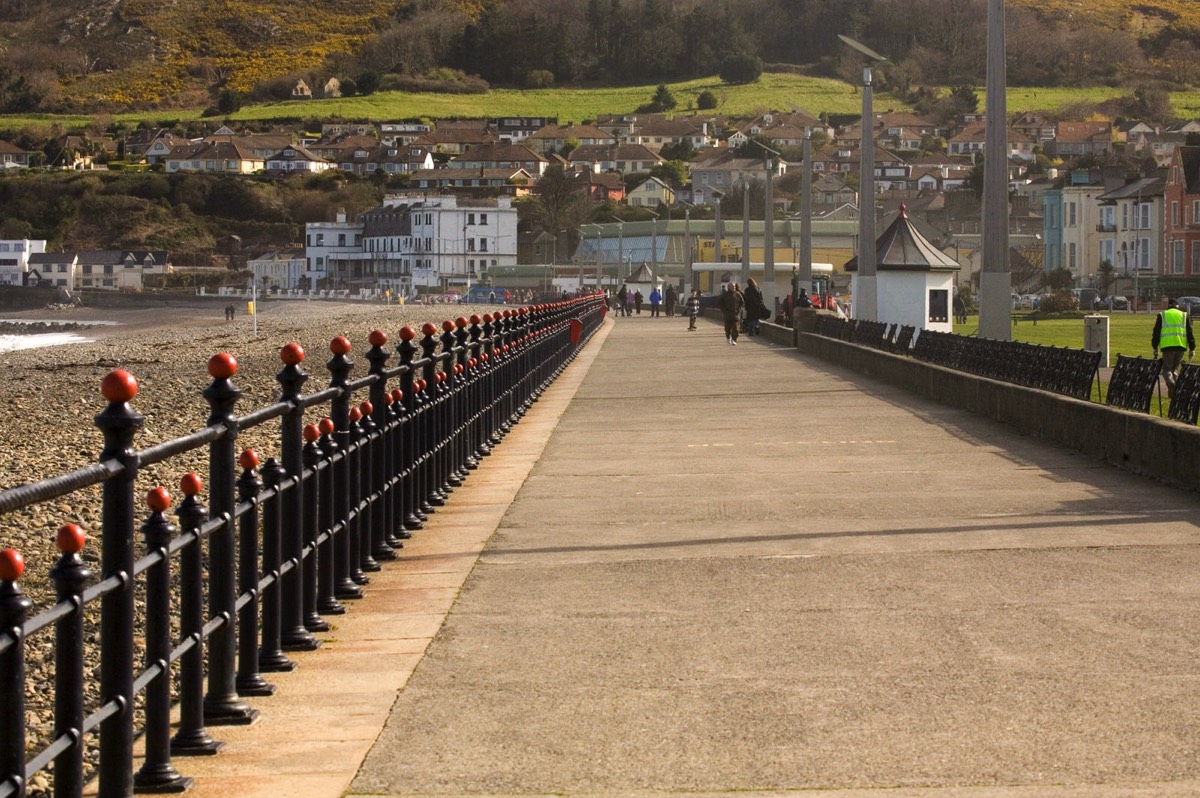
xmin=385 ymin=389 xmax=411 ymax=545
xmin=354 ymin=401 xmax=381 ymax=576
xmin=132 ymin=498 xmax=192 ymax=793
xmin=257 ymin=457 xmax=293 ymax=673
xmin=0 ymin=549 xmax=31 ymax=798
xmin=315 ymin=418 xmax=346 ymax=616
xmin=366 ymin=331 xmax=398 ymax=561
xmin=301 ymin=426 xmax=328 ymax=632
xmin=327 ymin=337 xmax=363 ymax=599
xmin=346 ymin=406 xmax=369 ymax=586
xmin=454 ymin=317 xmax=475 ymax=473
xmin=395 ymin=327 xmax=424 ymax=530
xmin=171 ymin=473 xmax=222 ymax=755
xmin=439 ymin=320 xmax=463 ymax=492
xmin=201 ymin=353 xmax=256 ymax=726
xmin=277 ymin=343 xmax=318 ymax=652
xmin=233 ymin=452 xmax=274 ymax=695
xmin=419 ymin=322 xmax=445 ymax=509
xmin=95 ymin=369 xmax=145 ymax=795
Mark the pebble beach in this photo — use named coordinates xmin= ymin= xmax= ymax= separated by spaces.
xmin=0 ymin=296 xmax=506 ymax=792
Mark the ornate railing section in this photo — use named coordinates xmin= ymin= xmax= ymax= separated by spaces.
xmin=0 ymin=296 xmax=605 ymax=798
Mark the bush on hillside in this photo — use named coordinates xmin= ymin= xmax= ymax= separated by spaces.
xmin=719 ymin=54 xmax=763 ymax=84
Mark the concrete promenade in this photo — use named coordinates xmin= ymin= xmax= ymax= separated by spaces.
xmin=181 ymin=313 xmax=1200 ymax=797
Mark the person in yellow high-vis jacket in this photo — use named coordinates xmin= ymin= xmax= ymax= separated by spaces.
xmin=1152 ymin=297 xmax=1196 ymax=397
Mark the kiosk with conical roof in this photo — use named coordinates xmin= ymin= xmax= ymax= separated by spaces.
xmin=844 ymin=204 xmax=960 ymax=332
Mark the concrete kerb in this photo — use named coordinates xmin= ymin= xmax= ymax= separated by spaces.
xmin=100 ymin=317 xmax=615 ymax=798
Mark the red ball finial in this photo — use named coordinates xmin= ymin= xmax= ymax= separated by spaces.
xmin=359 ymin=400 xmax=373 ymax=415
xmin=303 ymin=424 xmax=320 ymax=443
xmin=483 ymin=313 xmax=493 ymax=323
xmin=470 ymin=314 xmax=482 ymax=325
xmin=146 ymin=487 xmax=171 ymax=512
xmin=56 ymin=524 xmax=86 ymax=555
xmin=330 ymin=336 xmax=351 ymax=355
xmin=442 ymin=319 xmax=456 ymax=332
xmin=319 ymin=417 xmax=335 ymax=435
xmin=456 ymin=316 xmax=469 ymax=328
xmin=238 ymin=449 xmax=259 ymax=470
xmin=421 ymin=322 xmax=438 ymax=336
xmin=207 ymin=353 xmax=237 ymax=380
xmin=280 ymin=342 xmax=305 ymax=365
xmin=390 ymin=388 xmax=403 ymax=402
xmin=369 ymin=329 xmax=388 ymax=347
xmin=418 ymin=379 xmax=428 ymax=391
xmin=101 ymin=370 xmax=139 ymax=404
xmin=0 ymin=549 xmax=23 ymax=581
xmin=399 ymin=326 xmax=417 ymax=341
xmin=349 ymin=406 xmax=362 ymax=422
xmin=180 ymin=472 xmax=203 ymax=496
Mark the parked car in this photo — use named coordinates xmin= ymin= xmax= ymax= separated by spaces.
xmin=1177 ymin=296 xmax=1200 ymax=316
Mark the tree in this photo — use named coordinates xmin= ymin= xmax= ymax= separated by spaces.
xmin=1042 ymin=267 xmax=1074 ymax=291
xmin=718 ymin=53 xmax=762 ymax=84
xmin=1097 ymin=259 xmax=1116 ymax=296
xmin=355 ymin=70 xmax=381 ymax=95
xmin=650 ymin=160 xmax=688 ymax=189
xmin=216 ymin=89 xmax=242 ymax=115
xmin=649 ymin=84 xmax=676 ymax=112
xmin=696 ymin=90 xmax=718 ymax=110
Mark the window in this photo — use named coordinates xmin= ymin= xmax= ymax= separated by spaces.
xmin=1174 ymin=240 xmax=1185 ymax=273
xmin=1068 ymin=242 xmax=1077 ymax=270
xmin=1122 ymin=204 xmax=1128 ymax=229
xmin=479 ymin=238 xmax=487 ymax=252
xmin=480 ymin=213 xmax=488 ymax=225
xmin=338 ymin=234 xmax=346 ymax=246
xmin=1136 ymin=202 xmax=1152 ymax=229
xmin=467 ymin=239 xmax=476 ymax=252
xmin=1138 ymin=237 xmax=1152 ymax=270
xmin=1174 ymin=201 xmax=1180 ymax=227
xmin=1100 ymin=239 xmax=1115 ymax=266
xmin=467 ymin=213 xmax=475 ymax=225
xmin=316 ymin=234 xmax=325 ymax=246
xmin=1068 ymin=202 xmax=1076 ymax=226
xmin=1192 ymin=241 xmax=1200 ymax=274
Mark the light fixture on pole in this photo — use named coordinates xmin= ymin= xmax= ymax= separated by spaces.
xmin=839 ymin=33 xmax=887 ymax=321
xmin=616 ymin=221 xmax=625 ymax=282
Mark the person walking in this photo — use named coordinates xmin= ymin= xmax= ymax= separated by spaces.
xmin=664 ymin=284 xmax=677 ymax=317
xmin=634 ymin=289 xmax=644 ymax=315
xmin=616 ymin=283 xmax=629 ymax=317
xmin=649 ymin=286 xmax=663 ymax=317
xmin=742 ymin=278 xmax=768 ymax=337
xmin=1152 ymin=297 xmax=1196 ymax=397
xmin=720 ymin=282 xmax=745 ymax=345
xmin=686 ymin=289 xmax=701 ymax=331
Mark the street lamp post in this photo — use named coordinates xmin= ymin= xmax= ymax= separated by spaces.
xmin=747 ymin=139 xmax=782 ymax=309
xmin=978 ymin=0 xmax=1013 ymax=340
xmin=712 ymin=188 xmax=725 ymax=271
xmin=840 ymin=34 xmax=887 ymax=321
xmin=799 ymin=127 xmax=813 ymax=301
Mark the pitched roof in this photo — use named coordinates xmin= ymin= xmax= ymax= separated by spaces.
xmin=844 ymin=205 xmax=960 ymax=272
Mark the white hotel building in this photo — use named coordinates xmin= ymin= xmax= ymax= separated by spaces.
xmin=305 ymin=195 xmax=518 ymax=297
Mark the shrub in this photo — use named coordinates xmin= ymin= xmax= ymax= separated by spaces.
xmin=719 ymin=54 xmax=763 ymax=84
xmin=525 ymin=70 xmax=555 ymax=88
xmin=1037 ymin=291 xmax=1078 ymax=314
xmin=696 ymin=90 xmax=718 ymax=110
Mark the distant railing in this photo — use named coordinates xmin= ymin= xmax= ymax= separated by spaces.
xmin=0 ymin=295 xmax=606 ymax=798
xmin=810 ymin=316 xmax=1102 ymax=403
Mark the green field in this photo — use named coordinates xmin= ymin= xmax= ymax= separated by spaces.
xmin=3 ymin=73 xmax=1200 ymax=132
xmin=0 ymin=73 xmax=906 ymax=132
xmin=953 ymin=311 xmax=1159 ymax=359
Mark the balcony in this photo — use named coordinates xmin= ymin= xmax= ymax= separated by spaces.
xmin=1096 ymin=222 xmax=1117 ymax=232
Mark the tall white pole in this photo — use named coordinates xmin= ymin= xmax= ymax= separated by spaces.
xmin=979 ymin=0 xmax=1012 ymax=340
xmin=740 ymin=188 xmax=751 ymax=287
xmin=764 ymin=155 xmax=776 ymax=308
xmin=856 ymin=66 xmax=878 ymax=320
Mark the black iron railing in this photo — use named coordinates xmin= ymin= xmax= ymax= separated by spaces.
xmin=0 ymin=296 xmax=606 ymax=798
xmin=810 ymin=317 xmax=1102 ymax=402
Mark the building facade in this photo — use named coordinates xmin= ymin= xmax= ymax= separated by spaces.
xmin=305 ymin=195 xmax=518 ymax=297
